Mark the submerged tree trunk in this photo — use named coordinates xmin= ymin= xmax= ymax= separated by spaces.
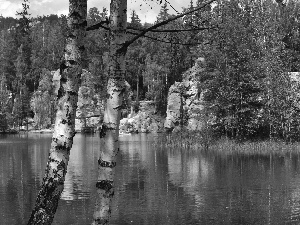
xmin=27 ymin=1 xmax=87 ymax=224
xmin=92 ymin=0 xmax=127 ymax=224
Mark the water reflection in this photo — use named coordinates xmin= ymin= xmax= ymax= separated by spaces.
xmin=112 ymin=136 xmax=300 ymax=225
xmin=0 ymin=134 xmax=51 ymax=224
xmin=61 ymin=134 xmax=99 ymax=201
xmin=0 ymin=133 xmax=99 ymax=225
xmin=2 ymin=134 xmax=300 ymax=224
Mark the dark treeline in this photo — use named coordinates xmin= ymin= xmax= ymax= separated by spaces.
xmin=1 ymin=0 xmax=300 ymax=140
xmin=199 ymin=0 xmax=300 ymax=141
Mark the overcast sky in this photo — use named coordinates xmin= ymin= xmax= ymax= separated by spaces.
xmin=0 ymin=0 xmax=190 ymax=23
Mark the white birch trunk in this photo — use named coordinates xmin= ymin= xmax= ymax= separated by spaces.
xmin=27 ymin=1 xmax=87 ymax=224
xmin=92 ymin=0 xmax=127 ymax=224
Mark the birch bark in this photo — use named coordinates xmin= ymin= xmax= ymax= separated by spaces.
xmin=27 ymin=1 xmax=87 ymax=224
xmin=92 ymin=0 xmax=127 ymax=224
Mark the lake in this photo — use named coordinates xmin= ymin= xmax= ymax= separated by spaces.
xmin=1 ymin=133 xmax=300 ymax=224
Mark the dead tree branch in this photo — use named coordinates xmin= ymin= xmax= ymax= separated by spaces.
xmin=127 ymin=30 xmax=210 ymax=46
xmin=119 ymin=0 xmax=216 ymax=52
xmin=127 ymin=26 xmax=217 ymax=32
xmin=86 ymin=18 xmax=109 ymax=31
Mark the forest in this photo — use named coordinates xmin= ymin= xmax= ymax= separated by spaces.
xmin=2 ymin=0 xmax=300 ymax=224
xmin=1 ymin=0 xmax=300 ymax=141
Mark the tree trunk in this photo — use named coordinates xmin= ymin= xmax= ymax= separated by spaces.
xmin=27 ymin=1 xmax=87 ymax=224
xmin=92 ymin=0 xmax=127 ymax=224
xmin=136 ymin=68 xmax=139 ymax=102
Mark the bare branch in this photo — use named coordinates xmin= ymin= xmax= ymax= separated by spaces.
xmin=127 ymin=30 xmax=210 ymax=46
xmin=119 ymin=0 xmax=216 ymax=52
xmin=127 ymin=26 xmax=217 ymax=33
xmin=165 ymin=0 xmax=180 ymax=14
xmin=86 ymin=18 xmax=109 ymax=31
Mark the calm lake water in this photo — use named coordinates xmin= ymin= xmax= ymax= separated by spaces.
xmin=1 ymin=133 xmax=300 ymax=224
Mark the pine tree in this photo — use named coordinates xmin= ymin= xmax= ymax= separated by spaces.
xmin=15 ymin=0 xmax=32 ymax=91
xmin=157 ymin=2 xmax=169 ymax=23
xmin=130 ymin=10 xmax=141 ymax=28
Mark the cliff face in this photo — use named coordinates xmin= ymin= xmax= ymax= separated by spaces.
xmin=164 ymin=58 xmax=209 ymax=132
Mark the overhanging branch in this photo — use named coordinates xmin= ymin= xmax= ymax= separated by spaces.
xmin=118 ymin=0 xmax=216 ymax=52
xmin=86 ymin=18 xmax=109 ymax=31
xmin=127 ymin=26 xmax=217 ymax=33
xmin=127 ymin=30 xmax=210 ymax=46
xmin=165 ymin=0 xmax=180 ymax=14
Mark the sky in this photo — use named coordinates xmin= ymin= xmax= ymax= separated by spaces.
xmin=0 ymin=0 xmax=190 ymax=24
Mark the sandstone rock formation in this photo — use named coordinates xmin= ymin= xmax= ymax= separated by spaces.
xmin=52 ymin=69 xmax=136 ymax=132
xmin=119 ymin=101 xmax=164 ymax=133
xmin=164 ymin=58 xmax=208 ymax=132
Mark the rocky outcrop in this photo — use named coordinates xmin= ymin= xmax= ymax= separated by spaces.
xmin=164 ymin=58 xmax=208 ymax=132
xmin=119 ymin=101 xmax=164 ymax=133
xmin=288 ymin=72 xmax=300 ymax=109
xmin=51 ymin=69 xmax=61 ymax=96
xmin=52 ymin=69 xmax=136 ymax=132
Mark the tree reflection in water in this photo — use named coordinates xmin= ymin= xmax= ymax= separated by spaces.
xmin=2 ymin=134 xmax=300 ymax=224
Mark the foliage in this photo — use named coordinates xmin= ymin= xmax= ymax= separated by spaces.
xmin=0 ymin=76 xmax=12 ymax=131
xmin=0 ymin=0 xmax=300 ymax=140
xmin=86 ymin=7 xmax=109 ymax=99
xmin=188 ymin=0 xmax=300 ymax=141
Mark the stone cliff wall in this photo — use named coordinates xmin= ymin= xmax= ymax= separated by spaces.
xmin=164 ymin=58 xmax=208 ymax=132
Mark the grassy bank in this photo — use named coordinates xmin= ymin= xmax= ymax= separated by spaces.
xmin=154 ymin=131 xmax=300 ymax=156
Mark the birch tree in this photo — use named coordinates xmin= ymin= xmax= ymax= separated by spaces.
xmin=92 ymin=1 xmax=216 ymax=224
xmin=27 ymin=0 xmax=87 ymax=224
xmin=27 ymin=0 xmax=215 ymax=224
